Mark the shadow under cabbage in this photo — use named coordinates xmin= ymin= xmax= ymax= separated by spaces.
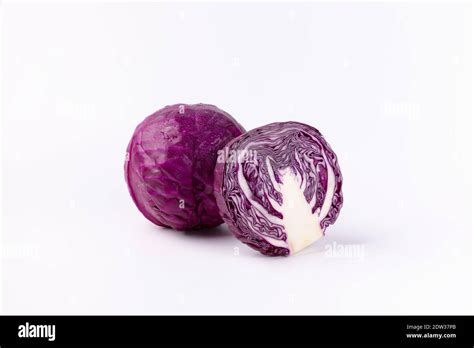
xmin=154 ymin=223 xmax=233 ymax=239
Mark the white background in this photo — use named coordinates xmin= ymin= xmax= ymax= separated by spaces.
xmin=1 ymin=2 xmax=472 ymax=314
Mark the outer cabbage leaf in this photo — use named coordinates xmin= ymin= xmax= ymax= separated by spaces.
xmin=125 ymin=104 xmax=245 ymax=230
xmin=214 ymin=121 xmax=343 ymax=256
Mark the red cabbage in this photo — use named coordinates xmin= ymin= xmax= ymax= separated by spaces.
xmin=125 ymin=104 xmax=245 ymax=230
xmin=214 ymin=121 xmax=343 ymax=256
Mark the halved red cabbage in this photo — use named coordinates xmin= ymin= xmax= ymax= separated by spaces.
xmin=125 ymin=104 xmax=245 ymax=230
xmin=214 ymin=121 xmax=343 ymax=256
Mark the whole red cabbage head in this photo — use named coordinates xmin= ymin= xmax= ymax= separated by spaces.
xmin=125 ymin=103 xmax=245 ymax=230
